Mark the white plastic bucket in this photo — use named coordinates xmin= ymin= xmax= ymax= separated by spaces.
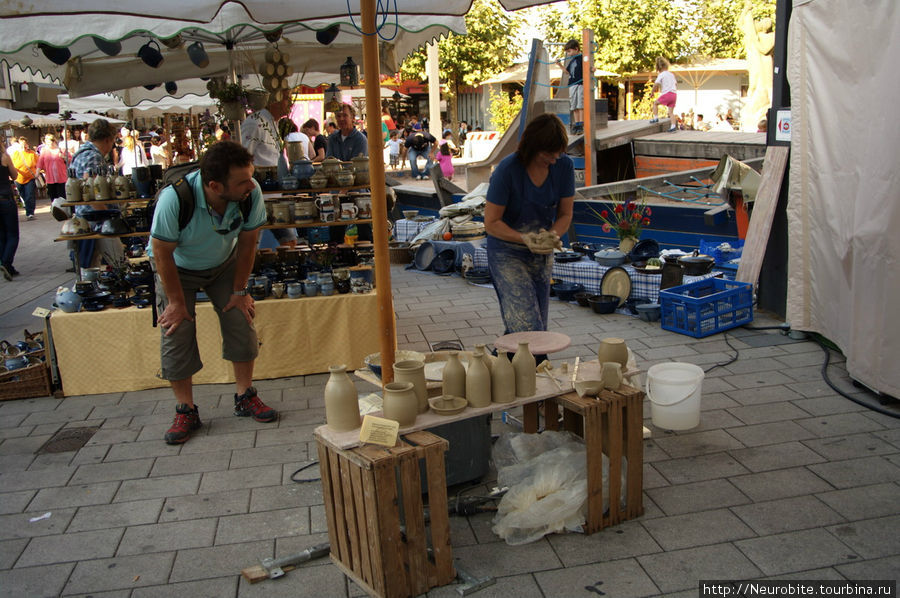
xmin=646 ymin=362 xmax=704 ymax=430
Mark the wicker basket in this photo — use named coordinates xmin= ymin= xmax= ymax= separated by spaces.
xmin=389 ymin=242 xmax=413 ymax=264
xmin=0 ymin=361 xmax=52 ymax=401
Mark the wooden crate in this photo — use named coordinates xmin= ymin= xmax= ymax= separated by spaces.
xmin=523 ymin=384 xmax=644 ymax=534
xmin=315 ymin=430 xmax=455 ymax=598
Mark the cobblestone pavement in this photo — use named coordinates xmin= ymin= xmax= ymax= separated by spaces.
xmin=0 ymin=200 xmax=897 ymax=596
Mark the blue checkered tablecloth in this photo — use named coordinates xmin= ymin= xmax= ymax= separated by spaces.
xmin=472 ymin=249 xmax=716 ymax=302
xmin=394 ymin=218 xmax=436 ymax=242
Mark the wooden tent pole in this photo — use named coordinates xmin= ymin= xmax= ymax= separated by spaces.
xmin=362 ymin=0 xmax=396 ymax=384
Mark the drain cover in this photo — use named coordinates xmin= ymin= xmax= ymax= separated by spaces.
xmin=37 ymin=427 xmax=99 ymax=454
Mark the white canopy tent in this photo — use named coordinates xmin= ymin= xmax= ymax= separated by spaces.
xmin=58 ymin=93 xmax=217 ymax=118
xmin=785 ymin=0 xmax=900 ymax=396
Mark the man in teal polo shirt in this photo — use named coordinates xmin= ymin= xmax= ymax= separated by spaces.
xmin=150 ymin=141 xmax=278 ymax=444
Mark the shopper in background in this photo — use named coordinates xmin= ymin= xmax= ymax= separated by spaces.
xmin=11 ymin=137 xmax=38 ymax=220
xmin=301 ymin=118 xmax=327 ymax=163
xmin=0 ymin=139 xmax=19 ymax=280
xmin=149 ymin=141 xmax=277 ymax=444
xmin=36 ymin=133 xmax=68 ymax=200
xmin=117 ymin=128 xmax=150 ymax=176
xmin=326 ymin=103 xmax=368 ymax=161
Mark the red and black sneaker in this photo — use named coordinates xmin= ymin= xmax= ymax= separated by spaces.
xmin=165 ymin=403 xmax=201 ymax=445
xmin=234 ymin=386 xmax=278 ymax=422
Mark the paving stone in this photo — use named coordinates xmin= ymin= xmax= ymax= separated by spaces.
xmin=64 ymin=552 xmax=175 ymax=594
xmin=697 ymin=392 xmax=741 ymax=411
xmin=70 ymin=444 xmax=111 ymax=467
xmin=835 ymin=555 xmax=900 ymax=581
xmin=27 ymin=480 xmax=120 ymax=511
xmin=175 ymin=431 xmax=255 ymax=454
xmin=428 ymin=571 xmax=543 ymax=598
xmin=0 ymin=562 xmax=74 ymax=597
xmin=652 ymin=452 xmax=750 ymax=485
xmin=808 ymin=455 xmax=900 ymax=489
xmin=0 ymin=537 xmax=27 ymax=568
xmin=729 ymin=441 xmax=827 ymax=472
xmin=228 ymin=443 xmax=308 ymax=469
xmin=816 ymin=482 xmax=899 ymax=521
xmin=643 ymin=463 xmax=670 ymax=490
xmin=727 ymin=421 xmax=817 ymax=447
xmin=871 ymin=427 xmax=900 ymax=449
xmin=16 ymin=528 xmax=123 ymax=566
xmin=103 ymin=440 xmax=181 ymax=461
xmin=0 ymin=507 xmax=75 ymax=540
xmin=216 ymin=507 xmax=310 ymax=545
xmin=159 ymin=489 xmax=250 ymax=522
xmin=795 ymin=413 xmax=886 ymax=438
xmin=637 ymin=543 xmax=762 ymax=593
xmin=730 ymin=467 xmax=835 ymax=502
xmin=735 ymin=528 xmax=861 ymax=576
xmin=547 ymin=521 xmax=662 ymax=567
xmin=198 ymin=464 xmax=283 ymax=494
xmin=67 ymin=499 xmax=163 ymax=533
xmin=827 ymin=514 xmax=900 ymax=559
xmin=0 ymin=434 xmax=54 ymax=456
xmin=731 ymin=495 xmax=846 ymax=535
xmin=249 ymin=483 xmax=322 ymax=512
xmin=452 ymin=538 xmax=561 ymax=578
xmin=725 ymin=385 xmax=806 ymax=406
xmin=651 ymin=429 xmax=745 ymax=459
xmin=0 ymin=489 xmax=35 ymax=515
xmin=689 ymin=409 xmax=746 ymax=431
xmin=802 ymin=432 xmax=897 ymax=461
xmin=727 ymin=402 xmax=810 ymax=425
xmin=646 ymin=478 xmax=750 ymax=516
xmin=149 ymin=451 xmax=231 ymax=477
xmin=70 ymin=458 xmax=153 ymax=485
xmin=117 ymin=518 xmax=217 ymax=556
xmin=643 ymin=507 xmax=756 ymax=551
xmin=19 ymin=404 xmax=94 ymax=426
xmin=534 ymin=557 xmax=659 ymax=597
xmin=169 ymin=539 xmax=271 ymax=583
xmin=114 ymin=473 xmax=201 ymax=502
xmin=131 ymin=577 xmax=237 ymax=598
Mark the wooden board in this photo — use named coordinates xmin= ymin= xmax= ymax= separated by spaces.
xmin=736 ymin=145 xmax=789 ymax=286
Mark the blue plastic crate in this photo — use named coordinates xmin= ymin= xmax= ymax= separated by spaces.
xmin=659 ymin=278 xmax=753 ymax=338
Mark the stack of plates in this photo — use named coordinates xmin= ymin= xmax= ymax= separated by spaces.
xmin=465 ymin=268 xmax=492 ymax=284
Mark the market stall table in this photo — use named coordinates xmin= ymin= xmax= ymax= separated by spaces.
xmin=50 ymin=292 xmax=381 ymax=395
xmin=393 ymin=217 xmax=435 ymax=242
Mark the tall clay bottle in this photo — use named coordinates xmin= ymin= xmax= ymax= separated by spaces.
xmin=512 ymin=341 xmax=536 ymax=397
xmin=491 ymin=350 xmax=516 ymax=403
xmin=393 ymin=360 xmax=428 ymax=413
xmin=324 ymin=365 xmax=361 ymax=432
xmin=442 ymin=351 xmax=466 ymax=398
xmin=466 ymin=349 xmax=491 ymax=407
xmin=475 ymin=343 xmax=492 ymax=369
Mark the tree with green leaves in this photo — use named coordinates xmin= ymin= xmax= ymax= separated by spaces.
xmin=400 ymin=0 xmax=522 ymax=137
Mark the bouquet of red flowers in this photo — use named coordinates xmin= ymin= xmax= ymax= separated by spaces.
xmin=588 ymin=199 xmax=652 ymax=239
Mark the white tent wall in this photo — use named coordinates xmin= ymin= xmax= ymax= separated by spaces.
xmin=785 ymin=0 xmax=900 ymax=396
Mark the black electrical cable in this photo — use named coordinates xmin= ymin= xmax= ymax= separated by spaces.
xmin=703 ymin=332 xmax=740 ymax=373
xmin=815 ymin=340 xmax=900 ymax=419
xmin=290 ymin=461 xmax=321 ymax=484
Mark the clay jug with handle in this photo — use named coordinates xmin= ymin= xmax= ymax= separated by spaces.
xmin=512 ymin=341 xmax=536 ymax=397
xmin=466 ymin=349 xmax=491 ymax=407
xmin=441 ymin=352 xmax=466 ymax=398
xmin=491 ymin=350 xmax=516 ymax=403
xmin=393 ymin=359 xmax=427 ymax=413
xmin=324 ymin=365 xmax=361 ymax=432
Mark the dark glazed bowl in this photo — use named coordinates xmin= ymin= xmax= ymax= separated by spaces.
xmin=574 ymin=291 xmax=592 ymax=307
xmin=551 ymin=282 xmax=584 ymax=302
xmin=588 ymin=294 xmax=620 ymax=314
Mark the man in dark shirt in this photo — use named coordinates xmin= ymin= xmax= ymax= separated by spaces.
xmin=325 ymin=104 xmax=368 ymax=161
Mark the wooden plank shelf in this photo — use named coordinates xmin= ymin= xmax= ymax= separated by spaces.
xmin=266 ymin=219 xmax=372 ymax=229
xmin=262 ymin=184 xmax=369 ymax=197
xmin=61 ymin=198 xmax=152 ymax=207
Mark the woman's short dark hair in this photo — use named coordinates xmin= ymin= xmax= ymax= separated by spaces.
xmin=517 ymin=113 xmax=568 ymax=166
xmin=200 ymin=140 xmax=253 ymax=186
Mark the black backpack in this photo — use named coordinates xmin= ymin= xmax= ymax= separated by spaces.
xmin=150 ymin=161 xmax=252 ymax=231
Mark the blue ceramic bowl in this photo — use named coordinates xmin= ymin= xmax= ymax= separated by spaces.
xmin=551 ymin=282 xmax=584 ymax=302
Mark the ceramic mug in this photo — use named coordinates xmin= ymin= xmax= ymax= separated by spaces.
xmin=318 ymin=205 xmax=335 ymax=222
xmin=286 ymin=282 xmax=303 ymax=299
xmin=271 ymin=282 xmax=285 ymax=299
xmin=340 ymin=203 xmax=359 ymax=220
xmin=354 ymin=195 xmax=372 ymax=219
xmin=315 ymin=194 xmax=335 ymax=210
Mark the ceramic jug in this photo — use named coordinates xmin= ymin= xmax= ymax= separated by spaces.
xmin=354 ymin=195 xmax=372 ymax=219
xmin=309 ymin=166 xmax=328 ymax=189
xmin=393 ymin=360 xmax=428 ymax=413
xmin=511 ymin=341 xmax=536 ymax=397
xmin=491 ymin=351 xmax=516 ymax=404
xmin=442 ymin=351 xmax=466 ymax=398
xmin=382 ymin=382 xmax=418 ymax=426
xmin=65 ymin=170 xmax=82 ymax=202
xmin=597 ymin=337 xmax=628 ymax=368
xmin=600 ymin=361 xmax=623 ymax=391
xmin=465 ymin=350 xmax=492 ymax=407
xmin=324 ymin=365 xmax=361 ymax=431
xmin=81 ymin=173 xmax=94 ymax=201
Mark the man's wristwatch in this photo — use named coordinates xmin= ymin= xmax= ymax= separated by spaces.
xmin=232 ymin=289 xmax=248 ymax=296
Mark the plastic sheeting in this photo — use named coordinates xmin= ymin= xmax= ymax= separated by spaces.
xmin=785 ymin=0 xmax=900 ymax=396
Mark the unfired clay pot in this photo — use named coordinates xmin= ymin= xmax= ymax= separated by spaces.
xmin=491 ymin=350 xmax=516 ymax=403
xmin=465 ymin=350 xmax=491 ymax=407
xmin=382 ymin=381 xmax=418 ymax=426
xmin=393 ymin=359 xmax=427 ymax=413
xmin=512 ymin=341 xmax=536 ymax=397
xmin=442 ymin=352 xmax=466 ymax=398
xmin=597 ymin=337 xmax=628 ymax=368
xmin=324 ymin=365 xmax=360 ymax=431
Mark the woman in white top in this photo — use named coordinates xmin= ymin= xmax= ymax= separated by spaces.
xmin=117 ymin=129 xmax=149 ymax=175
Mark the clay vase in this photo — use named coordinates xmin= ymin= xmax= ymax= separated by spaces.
xmin=466 ymin=350 xmax=492 ymax=408
xmin=600 ymin=362 xmax=623 ymax=391
xmin=382 ymin=381 xmax=418 ymax=426
xmin=441 ymin=351 xmax=466 ymax=398
xmin=324 ymin=365 xmax=361 ymax=432
xmin=512 ymin=341 xmax=536 ymax=397
xmin=393 ymin=359 xmax=428 ymax=413
xmin=491 ymin=350 xmax=516 ymax=404
xmin=618 ymin=236 xmax=638 ymax=254
xmin=597 ymin=337 xmax=629 ymax=369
